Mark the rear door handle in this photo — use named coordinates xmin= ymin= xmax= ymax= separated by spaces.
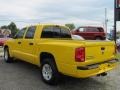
xmin=18 ymin=42 xmax=21 ymax=44
xmin=29 ymin=43 xmax=34 ymax=45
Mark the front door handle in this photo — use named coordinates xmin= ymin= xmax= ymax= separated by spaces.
xmin=29 ymin=43 xmax=34 ymax=45
xmin=18 ymin=42 xmax=21 ymax=44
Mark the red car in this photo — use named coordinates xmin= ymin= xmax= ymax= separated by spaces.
xmin=0 ymin=35 xmax=9 ymax=46
xmin=72 ymin=26 xmax=106 ymax=40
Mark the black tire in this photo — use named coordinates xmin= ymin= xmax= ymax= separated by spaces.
xmin=95 ymin=37 xmax=102 ymax=40
xmin=4 ymin=47 xmax=13 ymax=63
xmin=40 ymin=58 xmax=60 ymax=85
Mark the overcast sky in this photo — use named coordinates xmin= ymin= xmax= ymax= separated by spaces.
xmin=0 ymin=0 xmax=116 ymax=32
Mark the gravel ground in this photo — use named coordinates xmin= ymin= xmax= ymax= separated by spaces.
xmin=0 ymin=47 xmax=3 ymax=57
xmin=0 ymin=47 xmax=120 ymax=90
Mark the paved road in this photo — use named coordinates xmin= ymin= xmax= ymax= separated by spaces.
xmin=0 ymin=47 xmax=3 ymax=57
xmin=0 ymin=48 xmax=120 ymax=90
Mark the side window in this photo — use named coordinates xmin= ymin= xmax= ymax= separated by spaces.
xmin=79 ymin=28 xmax=85 ymax=32
xmin=93 ymin=28 xmax=99 ymax=32
xmin=41 ymin=26 xmax=71 ymax=38
xmin=98 ymin=28 xmax=104 ymax=32
xmin=15 ymin=28 xmax=26 ymax=39
xmin=41 ymin=26 xmax=61 ymax=38
xmin=61 ymin=28 xmax=71 ymax=38
xmin=25 ymin=26 xmax=36 ymax=39
xmin=87 ymin=28 xmax=99 ymax=32
xmin=85 ymin=28 xmax=91 ymax=32
xmin=41 ymin=27 xmax=53 ymax=38
xmin=53 ymin=27 xmax=61 ymax=38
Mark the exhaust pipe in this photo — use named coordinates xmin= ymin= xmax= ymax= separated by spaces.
xmin=97 ymin=72 xmax=107 ymax=77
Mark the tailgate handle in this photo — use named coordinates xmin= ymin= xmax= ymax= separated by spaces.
xmin=18 ymin=42 xmax=21 ymax=44
xmin=101 ymin=47 xmax=105 ymax=50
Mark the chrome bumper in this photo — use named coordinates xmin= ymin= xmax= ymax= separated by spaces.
xmin=77 ymin=59 xmax=119 ymax=70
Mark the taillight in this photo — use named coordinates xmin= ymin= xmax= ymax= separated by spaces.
xmin=75 ymin=47 xmax=85 ymax=62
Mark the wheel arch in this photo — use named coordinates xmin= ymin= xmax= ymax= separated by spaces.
xmin=4 ymin=45 xmax=8 ymax=49
xmin=40 ymin=52 xmax=57 ymax=67
xmin=40 ymin=52 xmax=60 ymax=85
xmin=4 ymin=45 xmax=13 ymax=57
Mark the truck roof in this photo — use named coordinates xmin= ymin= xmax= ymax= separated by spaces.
xmin=79 ymin=26 xmax=103 ymax=28
xmin=26 ymin=24 xmax=65 ymax=27
xmin=24 ymin=24 xmax=70 ymax=30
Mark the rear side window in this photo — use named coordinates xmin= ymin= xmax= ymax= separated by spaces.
xmin=41 ymin=26 xmax=71 ymax=38
xmin=25 ymin=26 xmax=36 ymax=39
xmin=15 ymin=28 xmax=26 ymax=39
xmin=78 ymin=28 xmax=85 ymax=32
xmin=41 ymin=26 xmax=61 ymax=38
xmin=85 ymin=28 xmax=99 ymax=32
xmin=53 ymin=27 xmax=61 ymax=38
xmin=41 ymin=27 xmax=53 ymax=38
xmin=97 ymin=28 xmax=104 ymax=32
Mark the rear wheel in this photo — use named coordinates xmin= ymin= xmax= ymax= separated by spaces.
xmin=4 ymin=47 xmax=13 ymax=63
xmin=40 ymin=58 xmax=60 ymax=85
xmin=95 ymin=37 xmax=102 ymax=40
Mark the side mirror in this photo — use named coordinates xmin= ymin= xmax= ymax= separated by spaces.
xmin=10 ymin=35 xmax=17 ymax=39
xmin=13 ymin=36 xmax=17 ymax=39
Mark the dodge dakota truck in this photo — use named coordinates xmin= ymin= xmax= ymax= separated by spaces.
xmin=4 ymin=24 xmax=118 ymax=85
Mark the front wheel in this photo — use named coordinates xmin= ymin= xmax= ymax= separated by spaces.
xmin=4 ymin=47 xmax=13 ymax=63
xmin=40 ymin=58 xmax=60 ymax=85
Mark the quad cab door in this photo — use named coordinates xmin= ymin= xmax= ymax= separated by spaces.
xmin=21 ymin=26 xmax=36 ymax=64
xmin=12 ymin=28 xmax=27 ymax=59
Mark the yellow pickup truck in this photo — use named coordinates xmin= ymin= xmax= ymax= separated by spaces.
xmin=4 ymin=24 xmax=118 ymax=85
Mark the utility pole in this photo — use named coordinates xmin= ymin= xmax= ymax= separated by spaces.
xmin=114 ymin=0 xmax=117 ymax=43
xmin=105 ymin=8 xmax=108 ymax=33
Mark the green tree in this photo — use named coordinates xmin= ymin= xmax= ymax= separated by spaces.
xmin=1 ymin=25 xmax=8 ymax=29
xmin=65 ymin=23 xmax=75 ymax=30
xmin=8 ymin=22 xmax=19 ymax=37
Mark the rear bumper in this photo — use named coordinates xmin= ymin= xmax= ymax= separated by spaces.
xmin=75 ymin=59 xmax=119 ymax=78
xmin=77 ymin=59 xmax=119 ymax=70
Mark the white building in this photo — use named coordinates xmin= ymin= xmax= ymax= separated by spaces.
xmin=0 ymin=29 xmax=11 ymax=37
